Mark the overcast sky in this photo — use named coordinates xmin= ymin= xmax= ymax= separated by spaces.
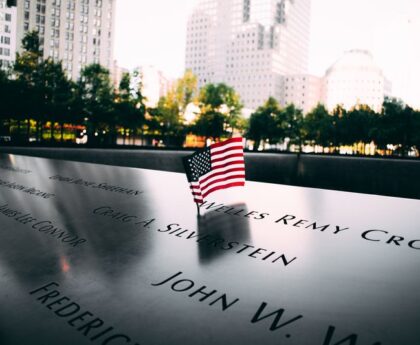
xmin=115 ymin=0 xmax=420 ymax=107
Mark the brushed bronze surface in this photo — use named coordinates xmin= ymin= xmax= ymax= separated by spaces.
xmin=0 ymin=153 xmax=419 ymax=345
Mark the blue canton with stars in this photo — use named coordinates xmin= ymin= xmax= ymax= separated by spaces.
xmin=183 ymin=148 xmax=212 ymax=182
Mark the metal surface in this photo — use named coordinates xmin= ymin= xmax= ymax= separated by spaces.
xmin=2 ymin=146 xmax=420 ymax=199
xmin=0 ymin=153 xmax=419 ymax=345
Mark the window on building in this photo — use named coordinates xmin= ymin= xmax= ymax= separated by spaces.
xmin=0 ymin=36 xmax=10 ymax=45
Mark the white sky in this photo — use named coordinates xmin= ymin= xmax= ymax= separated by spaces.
xmin=115 ymin=0 xmax=420 ymax=107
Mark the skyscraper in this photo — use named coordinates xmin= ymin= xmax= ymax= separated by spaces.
xmin=185 ymin=0 xmax=311 ymax=110
xmin=0 ymin=0 xmax=17 ymax=69
xmin=14 ymin=0 xmax=115 ymax=80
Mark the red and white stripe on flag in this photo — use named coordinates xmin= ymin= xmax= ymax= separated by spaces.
xmin=190 ymin=137 xmax=245 ymax=203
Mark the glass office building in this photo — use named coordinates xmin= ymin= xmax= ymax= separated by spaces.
xmin=185 ymin=0 xmax=311 ymax=110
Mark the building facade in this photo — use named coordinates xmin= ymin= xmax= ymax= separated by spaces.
xmin=185 ymin=0 xmax=311 ymax=111
xmin=130 ymin=65 xmax=173 ymax=108
xmin=14 ymin=0 xmax=115 ymax=80
xmin=281 ymin=74 xmax=322 ymax=114
xmin=323 ymin=50 xmax=391 ymax=113
xmin=0 ymin=0 xmax=17 ymax=69
xmin=111 ymin=59 xmax=129 ymax=89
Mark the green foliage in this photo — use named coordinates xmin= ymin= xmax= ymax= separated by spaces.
xmin=280 ymin=104 xmax=305 ymax=151
xmin=175 ymin=69 xmax=198 ymax=111
xmin=247 ymin=100 xmax=305 ymax=151
xmin=115 ymin=72 xmax=146 ymax=144
xmin=0 ymin=69 xmax=10 ymax=117
xmin=150 ymin=93 xmax=184 ymax=146
xmin=21 ymin=30 xmax=41 ymax=54
xmin=14 ymin=31 xmax=42 ymax=85
xmin=147 ymin=70 xmax=198 ymax=146
xmin=340 ymin=104 xmax=376 ymax=145
xmin=194 ymin=110 xmax=226 ymax=141
xmin=193 ymin=83 xmax=243 ymax=140
xmin=0 ymin=69 xmax=12 ymax=135
xmin=246 ymin=97 xmax=281 ymax=150
xmin=77 ymin=64 xmax=114 ymax=143
xmin=39 ymin=59 xmax=74 ymax=120
xmin=374 ymin=97 xmax=420 ymax=154
xmin=11 ymin=31 xmax=44 ymax=141
xmin=304 ymin=103 xmax=332 ymax=147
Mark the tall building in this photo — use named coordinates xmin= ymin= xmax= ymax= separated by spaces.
xmin=323 ymin=50 xmax=392 ymax=112
xmin=111 ymin=59 xmax=129 ymax=89
xmin=0 ymin=0 xmax=17 ymax=69
xmin=14 ymin=0 xmax=115 ymax=80
xmin=131 ymin=65 xmax=173 ymax=108
xmin=185 ymin=0 xmax=311 ymax=110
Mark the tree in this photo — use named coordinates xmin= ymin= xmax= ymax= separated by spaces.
xmin=37 ymin=59 xmax=74 ymax=142
xmin=335 ymin=104 xmax=376 ymax=155
xmin=21 ymin=30 xmax=41 ymax=54
xmin=78 ymin=64 xmax=114 ymax=145
xmin=304 ymin=103 xmax=332 ymax=149
xmin=246 ymin=97 xmax=281 ymax=151
xmin=413 ymin=110 xmax=420 ymax=155
xmin=376 ymin=98 xmax=419 ymax=156
xmin=278 ymin=104 xmax=305 ymax=152
xmin=0 ymin=68 xmax=12 ymax=137
xmin=149 ymin=90 xmax=186 ymax=146
xmin=194 ymin=83 xmax=243 ymax=141
xmin=400 ymin=106 xmax=417 ymax=155
xmin=12 ymin=30 xmax=43 ymax=142
xmin=174 ymin=69 xmax=198 ymax=113
xmin=115 ymin=72 xmax=146 ymax=145
xmin=330 ymin=105 xmax=346 ymax=150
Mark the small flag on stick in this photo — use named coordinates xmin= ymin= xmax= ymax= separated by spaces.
xmin=183 ymin=137 xmax=246 ymax=204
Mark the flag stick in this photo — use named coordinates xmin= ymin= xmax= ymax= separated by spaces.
xmin=195 ymin=202 xmax=201 ymax=216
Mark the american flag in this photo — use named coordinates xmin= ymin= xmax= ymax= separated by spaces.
xmin=183 ymin=137 xmax=246 ymax=204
